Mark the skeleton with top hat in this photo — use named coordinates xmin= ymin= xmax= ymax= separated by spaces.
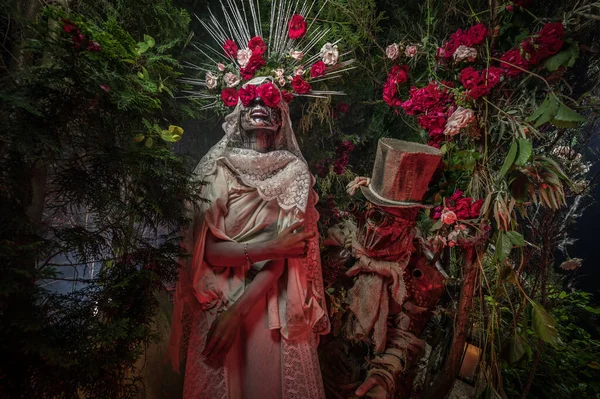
xmin=319 ymin=138 xmax=451 ymax=398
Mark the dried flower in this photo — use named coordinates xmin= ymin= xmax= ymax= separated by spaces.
xmin=560 ymin=258 xmax=583 ymax=271
xmin=289 ymin=49 xmax=304 ymax=61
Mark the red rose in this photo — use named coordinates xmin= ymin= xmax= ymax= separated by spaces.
xmin=223 ymin=39 xmax=238 ymax=58
xmin=431 ymin=205 xmax=443 ymax=220
xmin=449 ymin=189 xmax=464 ymax=202
xmin=387 ymin=65 xmax=409 ymax=85
xmin=459 ymin=67 xmax=480 ymax=89
xmin=238 ymin=84 xmax=257 ymax=107
xmin=288 ymin=14 xmax=307 ymax=40
xmin=539 ymin=22 xmax=565 ymax=41
xmin=282 ymin=90 xmax=293 ymax=103
xmin=383 ymin=81 xmax=401 ymax=107
xmin=441 ymin=29 xmax=468 ymax=59
xmin=336 ymin=102 xmax=349 ymax=113
xmin=499 ymin=48 xmax=529 ymax=77
xmin=466 ymin=23 xmax=489 ymax=46
xmin=221 ymin=88 xmax=239 ymax=107
xmin=87 ymin=41 xmax=101 ymax=52
xmin=417 ymin=110 xmax=447 ymax=138
xmin=470 ymin=199 xmax=484 ymax=218
xmin=454 ymin=197 xmax=473 ymax=219
xmin=61 ymin=19 xmax=78 ymax=34
xmin=311 ymin=61 xmax=327 ymax=78
xmin=248 ymin=36 xmax=267 ymax=56
xmin=240 ymin=53 xmax=266 ymax=80
xmin=291 ymin=75 xmax=312 ymax=94
xmin=401 ymin=83 xmax=453 ymax=115
xmin=257 ymin=82 xmax=281 ymax=108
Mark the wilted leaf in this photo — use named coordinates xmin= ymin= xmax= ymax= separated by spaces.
xmin=496 ymin=231 xmax=513 ymax=261
xmin=133 ymin=134 xmax=145 ymax=143
xmin=531 ymin=301 xmax=560 ymax=346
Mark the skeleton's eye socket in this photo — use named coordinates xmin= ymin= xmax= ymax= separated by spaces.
xmin=367 ymin=209 xmax=385 ymax=226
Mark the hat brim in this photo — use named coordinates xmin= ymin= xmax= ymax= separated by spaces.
xmin=360 ymin=186 xmax=435 ymax=208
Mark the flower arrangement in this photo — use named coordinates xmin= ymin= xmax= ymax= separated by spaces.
xmin=182 ymin=0 xmax=354 ymax=110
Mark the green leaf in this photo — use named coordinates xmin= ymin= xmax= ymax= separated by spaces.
xmin=506 ymin=231 xmax=525 ymax=247
xmin=544 ymin=43 xmax=578 ymax=71
xmin=145 ymin=137 xmax=153 ymax=148
xmin=133 ymin=134 xmax=145 ymax=143
xmin=526 ymin=94 xmax=560 ymax=127
xmin=496 ymin=231 xmax=513 ymax=261
xmin=509 ymin=333 xmax=527 ymax=363
xmin=531 ymin=301 xmax=560 ymax=346
xmin=551 ymin=102 xmax=586 ymax=128
xmin=430 ymin=218 xmax=443 ymax=232
xmin=142 ymin=118 xmax=152 ymax=130
xmin=499 ymin=140 xmax=518 ymax=179
xmin=136 ymin=42 xmax=149 ymax=55
xmin=144 ymin=34 xmax=156 ymax=48
xmin=515 ymin=139 xmax=532 ymax=166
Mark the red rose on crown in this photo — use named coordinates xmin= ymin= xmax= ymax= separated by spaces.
xmin=281 ymin=90 xmax=293 ymax=103
xmin=291 ymin=75 xmax=311 ymax=94
xmin=248 ymin=36 xmax=267 ymax=56
xmin=223 ymin=39 xmax=238 ymax=58
xmin=239 ymin=84 xmax=258 ymax=107
xmin=311 ymin=61 xmax=327 ymax=78
xmin=221 ymin=88 xmax=239 ymax=107
xmin=288 ymin=14 xmax=307 ymax=40
xmin=382 ymin=81 xmax=402 ymax=107
xmin=257 ymin=82 xmax=281 ymax=108
xmin=240 ymin=53 xmax=266 ymax=80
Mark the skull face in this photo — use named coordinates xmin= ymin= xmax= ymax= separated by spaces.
xmin=356 ymin=203 xmax=418 ymax=261
xmin=240 ymin=95 xmax=282 ymax=132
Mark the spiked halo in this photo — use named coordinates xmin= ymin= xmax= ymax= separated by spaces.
xmin=181 ymin=0 xmax=356 ymax=110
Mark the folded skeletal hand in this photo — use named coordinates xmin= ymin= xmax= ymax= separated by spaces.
xmin=346 ymin=176 xmax=371 ymax=196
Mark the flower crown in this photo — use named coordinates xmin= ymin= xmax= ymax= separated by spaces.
xmin=181 ymin=0 xmax=355 ymax=110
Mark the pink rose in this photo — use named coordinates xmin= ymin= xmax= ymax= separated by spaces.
xmin=441 ymin=209 xmax=458 ymax=225
xmin=444 ymin=107 xmax=475 ymax=136
xmin=453 ymin=45 xmax=477 ymax=63
xmin=237 ymin=48 xmax=253 ymax=68
xmin=386 ymin=43 xmax=400 ymax=60
xmin=405 ymin=45 xmax=418 ymax=58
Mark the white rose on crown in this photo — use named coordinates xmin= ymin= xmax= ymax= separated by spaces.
xmin=205 ymin=71 xmax=218 ymax=89
xmin=223 ymin=72 xmax=241 ymax=87
xmin=237 ymin=48 xmax=253 ymax=68
xmin=320 ymin=42 xmax=339 ymax=65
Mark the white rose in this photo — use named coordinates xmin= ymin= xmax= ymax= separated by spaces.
xmin=223 ymin=72 xmax=241 ymax=87
xmin=237 ymin=48 xmax=253 ymax=68
xmin=205 ymin=71 xmax=218 ymax=89
xmin=444 ymin=107 xmax=475 ymax=136
xmin=217 ymin=63 xmax=226 ymax=72
xmin=320 ymin=43 xmax=339 ymax=66
xmin=289 ymin=49 xmax=304 ymax=61
xmin=385 ymin=43 xmax=399 ymax=60
xmin=274 ymin=68 xmax=286 ymax=86
xmin=453 ymin=45 xmax=477 ymax=63
xmin=294 ymin=65 xmax=305 ymax=76
xmin=405 ymin=45 xmax=418 ymax=58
